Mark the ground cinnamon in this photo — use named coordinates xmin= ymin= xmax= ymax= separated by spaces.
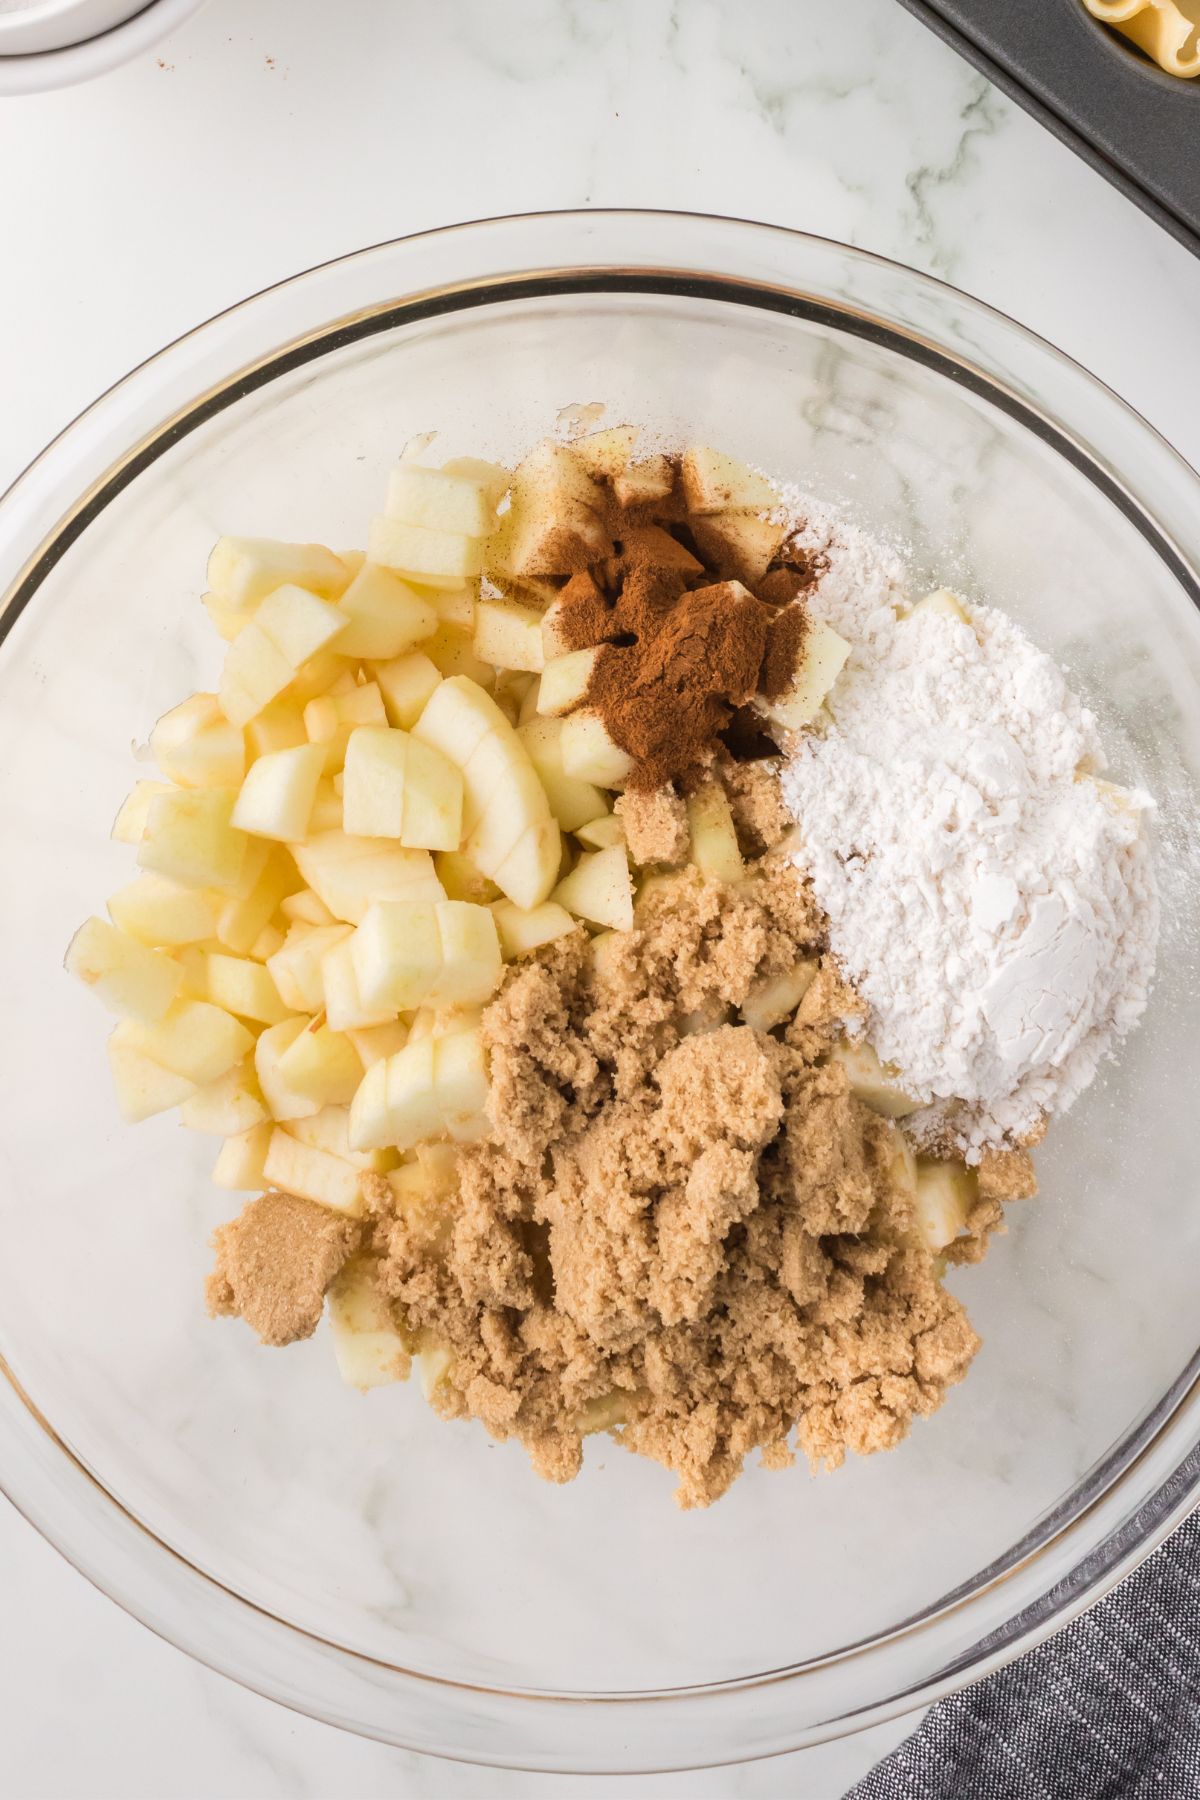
xmin=520 ymin=447 xmax=816 ymax=789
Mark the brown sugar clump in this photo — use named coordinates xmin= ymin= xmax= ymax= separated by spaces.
xmin=207 ymin=1190 xmax=360 ymax=1347
xmin=376 ymin=840 xmax=988 ymax=1508
xmin=615 ymin=785 xmax=690 ymax=865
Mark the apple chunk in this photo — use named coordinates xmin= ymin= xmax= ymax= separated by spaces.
xmin=114 ymin=998 xmax=254 ymax=1087
xmin=559 ymin=712 xmax=633 ymax=788
xmin=137 ymin=788 xmax=249 ymax=892
xmin=553 ymin=845 xmax=634 ymax=931
xmin=150 ymin=693 xmax=245 ymax=789
xmin=262 ymin=1128 xmax=363 ymax=1217
xmin=369 ymin=517 xmax=484 ymax=585
xmin=385 ymin=465 xmax=499 ymax=538
xmin=913 ymin=1158 xmax=977 ymax=1252
xmin=231 ymin=742 xmax=325 ymax=841
xmin=206 ymin=537 xmax=347 ymax=611
xmin=336 ymin=564 xmax=437 ymax=660
xmin=341 ymin=726 xmax=464 ymax=851
xmin=829 ymin=1038 xmax=921 ymax=1119
xmin=413 ymin=677 xmax=560 ymax=908
xmin=372 ymin=651 xmax=441 ymax=730
xmin=65 ymin=917 xmax=182 ymax=1022
xmin=755 ymin=619 xmax=850 ymax=733
xmin=106 ymin=1037 xmax=196 ymax=1123
xmin=473 ymin=598 xmax=546 ymax=674
xmin=328 ymin=1257 xmax=411 ymax=1388
xmin=686 ymin=782 xmax=744 ymax=885
xmin=680 ymin=445 xmax=778 ymax=513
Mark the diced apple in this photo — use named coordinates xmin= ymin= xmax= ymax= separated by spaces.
xmin=231 ymin=742 xmax=325 ymax=842
xmin=262 ymin=1127 xmax=363 ymax=1217
xmin=517 ymin=716 xmax=607 ymax=832
xmin=491 ymin=817 xmax=563 ymax=912
xmin=218 ymin=586 xmax=348 ymax=727
xmin=202 ymin=592 xmax=245 ymax=642
xmin=406 ymin=1004 xmax=483 ymax=1044
xmin=559 ymin=712 xmax=633 ymax=788
xmin=573 ymin=814 xmax=623 ymax=851
xmin=245 ymin=697 xmax=307 ymax=760
xmin=111 ymin=780 xmax=172 ymax=844
xmin=342 ymin=726 xmax=464 ymax=851
xmin=493 ymin=670 xmax=537 ymax=727
xmin=422 ymin=622 xmax=495 ymax=686
xmin=432 ymin=902 xmax=503 ymax=1005
xmin=686 ymin=782 xmax=745 ymax=885
xmin=755 ymin=619 xmax=851 ymax=733
xmin=909 ymin=588 xmax=969 ymax=623
xmin=288 ymin=649 xmax=352 ymax=706
xmin=570 ymin=424 xmax=638 ymax=481
xmin=740 ymin=958 xmax=819 ymax=1031
xmin=108 ymin=873 xmax=220 ymax=947
xmin=430 ymin=584 xmax=477 ymax=632
xmin=350 ymin=1040 xmax=436 ymax=1152
xmin=491 ymin=899 xmax=577 ymax=958
xmin=114 ymin=998 xmax=254 ymax=1087
xmin=434 ymin=1029 xmax=490 ymax=1142
xmin=280 ymin=888 xmax=335 ymax=927
xmin=473 ymin=598 xmax=546 ymax=674
xmin=333 ymin=563 xmax=437 ymax=660
xmin=206 ymin=537 xmax=347 ymax=610
xmin=267 ymin=922 xmax=352 ymax=1012
xmin=553 ymin=845 xmax=634 ymax=931
xmin=385 ymin=464 xmax=499 ymax=537
xmin=536 ymin=647 xmax=599 ymax=717
xmin=328 ymin=1257 xmax=411 ymax=1389
xmin=250 ymin=922 xmax=285 ymax=961
xmin=321 ymin=933 xmax=400 ymax=1032
xmin=345 ymin=1019 xmax=410 ymax=1068
xmin=204 ymin=952 xmax=292 ymax=1025
xmin=493 ymin=486 xmax=608 ymax=582
xmin=829 ymin=1038 xmax=922 ymax=1119
xmin=434 ymin=851 xmax=500 ymax=904
xmin=440 ymin=456 xmax=510 ymax=508
xmin=149 ymin=693 xmax=245 ymax=789
xmin=65 ymin=917 xmax=182 ymax=1022
xmin=368 ymin=516 xmax=484 ymax=584
xmin=414 ymin=676 xmax=559 ymax=907
xmin=214 ymin=846 xmax=296 ymax=955
xmin=217 ymin=620 xmax=298 ymax=727
xmin=691 ymin=514 xmax=784 ymax=585
xmin=106 ymin=1035 xmax=196 ymax=1123
xmin=180 ymin=1056 xmax=269 ymax=1135
xmin=287 ymin=1105 xmax=395 ymax=1174
xmin=302 ymin=680 xmax=392 ymax=781
xmin=613 ymin=455 xmax=674 ymax=507
xmin=255 ymin=1016 xmax=321 ymax=1121
xmin=137 ymin=788 xmax=249 ymax=892
xmin=680 ymin=445 xmax=778 ymax=513
xmin=212 ymin=1121 xmax=273 ymax=1190
xmin=276 ymin=1016 xmax=363 ymax=1105
xmin=351 ymin=901 xmax=442 ymax=1011
xmin=291 ymin=830 xmax=444 ymax=924
xmin=538 ymin=597 xmax=575 ymax=661
xmin=372 ymin=651 xmax=441 ymax=729
xmin=913 ymin=1158 xmax=977 ymax=1252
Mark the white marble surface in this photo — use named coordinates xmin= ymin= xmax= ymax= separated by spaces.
xmin=2 ymin=0 xmax=1200 ymax=1795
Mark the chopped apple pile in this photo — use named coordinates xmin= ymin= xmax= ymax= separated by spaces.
xmin=67 ymin=427 xmax=868 ymax=1389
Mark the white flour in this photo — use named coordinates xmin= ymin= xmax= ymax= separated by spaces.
xmin=777 ymin=498 xmax=1159 ymax=1157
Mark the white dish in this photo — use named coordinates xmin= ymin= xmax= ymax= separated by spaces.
xmin=0 ymin=0 xmax=204 ymax=93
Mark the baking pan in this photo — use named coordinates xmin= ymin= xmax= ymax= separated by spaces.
xmin=896 ymin=0 xmax=1200 ymax=258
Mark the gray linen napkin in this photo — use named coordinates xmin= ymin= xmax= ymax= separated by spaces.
xmin=849 ymin=1508 xmax=1200 ymax=1800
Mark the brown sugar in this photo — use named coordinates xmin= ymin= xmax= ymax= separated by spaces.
xmin=207 ymin=1190 xmax=360 ymax=1347
xmin=614 ymin=785 xmax=690 ymax=865
xmin=374 ymin=843 xmax=986 ymax=1508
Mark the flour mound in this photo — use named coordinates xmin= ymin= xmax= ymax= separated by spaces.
xmin=779 ymin=503 xmax=1159 ymax=1157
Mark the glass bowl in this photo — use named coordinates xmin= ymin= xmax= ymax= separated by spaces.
xmin=1 ymin=212 xmax=1199 ymax=1774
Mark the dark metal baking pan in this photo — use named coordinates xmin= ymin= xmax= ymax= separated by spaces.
xmin=896 ymin=0 xmax=1200 ymax=258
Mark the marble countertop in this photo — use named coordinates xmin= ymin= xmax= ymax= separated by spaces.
xmin=2 ymin=0 xmax=1199 ymax=1794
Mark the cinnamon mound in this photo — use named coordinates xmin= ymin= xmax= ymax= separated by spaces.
xmin=376 ymin=860 xmax=980 ymax=1508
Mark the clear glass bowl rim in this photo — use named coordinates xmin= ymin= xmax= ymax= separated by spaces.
xmin=2 ymin=209 xmax=1199 ymax=1773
